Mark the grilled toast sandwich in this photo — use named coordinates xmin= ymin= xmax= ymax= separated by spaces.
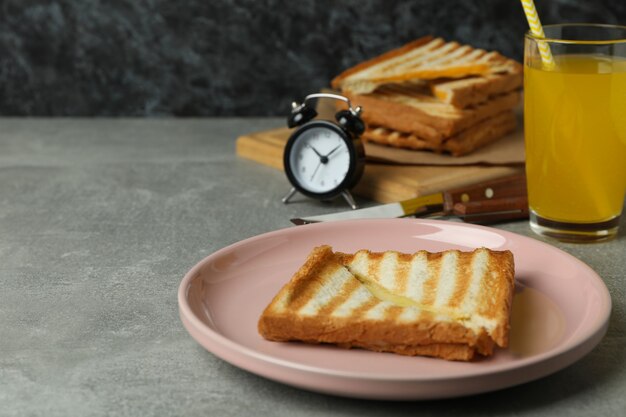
xmin=330 ymin=36 xmax=522 ymax=155
xmin=258 ymin=245 xmax=515 ymax=361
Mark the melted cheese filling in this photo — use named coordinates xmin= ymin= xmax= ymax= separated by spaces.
xmin=349 ymin=268 xmax=497 ymax=333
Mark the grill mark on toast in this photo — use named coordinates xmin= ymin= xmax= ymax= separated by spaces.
xmin=385 ymin=305 xmax=404 ymax=322
xmin=297 ymin=263 xmax=352 ymax=316
xmin=431 ymin=44 xmax=470 ymax=67
xmin=318 ymin=273 xmax=361 ymax=316
xmin=375 ymin=38 xmax=446 ymax=76
xmin=282 ymin=247 xmax=335 ymax=311
xmin=390 ymin=40 xmax=457 ymax=73
xmin=331 ymin=283 xmax=374 ymax=318
xmin=394 ymin=252 xmax=412 ymax=295
xmin=447 ymin=251 xmax=473 ymax=308
xmin=364 ymin=301 xmax=390 ymax=320
xmin=287 ymin=269 xmax=327 ymax=312
xmin=352 ymin=297 xmax=381 ymax=320
xmin=366 ymin=251 xmax=384 ymax=278
xmin=418 ymin=309 xmax=436 ymax=322
xmin=346 ymin=37 xmax=441 ymax=81
xmin=422 ymin=252 xmax=445 ymax=316
xmin=404 ymin=251 xmax=429 ymax=302
xmin=420 ymin=252 xmax=444 ymax=307
xmin=474 ymin=251 xmax=503 ymax=319
xmin=340 ymin=251 xmax=390 ymax=319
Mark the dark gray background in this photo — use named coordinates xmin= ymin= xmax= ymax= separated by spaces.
xmin=0 ymin=0 xmax=624 ymax=116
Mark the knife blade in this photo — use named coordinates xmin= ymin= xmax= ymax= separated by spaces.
xmin=291 ymin=173 xmax=528 ymax=225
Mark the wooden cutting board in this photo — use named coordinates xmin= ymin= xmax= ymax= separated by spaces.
xmin=236 ymin=127 xmax=523 ymax=203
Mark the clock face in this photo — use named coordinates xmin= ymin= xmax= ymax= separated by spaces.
xmin=287 ymin=124 xmax=351 ymax=194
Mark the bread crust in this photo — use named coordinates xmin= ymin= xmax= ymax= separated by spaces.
xmin=338 ymin=341 xmax=476 ymax=361
xmin=260 ymin=312 xmax=495 ymax=356
xmin=444 ymin=111 xmax=517 ymax=156
xmin=479 ymin=249 xmax=516 ymax=348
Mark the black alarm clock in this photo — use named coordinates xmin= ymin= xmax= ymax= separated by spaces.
xmin=281 ymin=93 xmax=365 ymax=209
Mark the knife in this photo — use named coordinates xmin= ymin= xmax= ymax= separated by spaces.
xmin=291 ymin=173 xmax=528 ymax=225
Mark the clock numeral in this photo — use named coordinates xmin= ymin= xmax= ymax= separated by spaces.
xmin=320 ymin=180 xmax=325 ymax=187
xmin=301 ymin=166 xmax=306 ymax=173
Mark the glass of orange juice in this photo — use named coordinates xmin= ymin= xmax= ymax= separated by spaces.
xmin=524 ymin=24 xmax=626 ymax=242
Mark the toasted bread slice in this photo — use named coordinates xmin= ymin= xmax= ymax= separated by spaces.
xmin=258 ymin=245 xmax=515 ymax=361
xmin=431 ymin=70 xmax=522 ymax=108
xmin=344 ymin=87 xmax=520 ymax=142
xmin=362 ymin=110 xmax=517 ymax=156
xmin=332 ymin=36 xmax=522 ymax=105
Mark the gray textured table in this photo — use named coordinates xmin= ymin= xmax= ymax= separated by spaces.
xmin=1 ymin=118 xmax=624 ymax=416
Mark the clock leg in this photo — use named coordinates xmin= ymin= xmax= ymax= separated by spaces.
xmin=341 ymin=190 xmax=358 ymax=210
xmin=282 ymin=187 xmax=298 ymax=204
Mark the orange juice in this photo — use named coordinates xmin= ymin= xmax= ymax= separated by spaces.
xmin=525 ymin=54 xmax=626 ymax=223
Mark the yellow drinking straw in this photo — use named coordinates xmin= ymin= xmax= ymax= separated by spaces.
xmin=520 ymin=0 xmax=555 ymax=69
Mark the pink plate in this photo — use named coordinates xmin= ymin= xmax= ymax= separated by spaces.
xmin=178 ymin=219 xmax=611 ymax=400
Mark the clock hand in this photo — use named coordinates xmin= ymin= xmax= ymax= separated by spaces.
xmin=307 ymin=144 xmax=324 ymax=159
xmin=324 ymin=144 xmax=342 ymax=157
xmin=308 ymin=144 xmax=333 ymax=182
xmin=310 ymin=161 xmax=323 ymax=181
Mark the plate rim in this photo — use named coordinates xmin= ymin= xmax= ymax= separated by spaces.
xmin=178 ymin=219 xmax=612 ymax=383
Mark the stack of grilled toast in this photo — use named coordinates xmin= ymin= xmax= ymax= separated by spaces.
xmin=259 ymin=245 xmax=515 ymax=361
xmin=331 ymin=36 xmax=523 ymax=156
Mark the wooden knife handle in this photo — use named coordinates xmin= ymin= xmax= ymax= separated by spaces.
xmin=453 ymin=196 xmax=529 ymax=224
xmin=442 ymin=173 xmax=527 ymax=212
xmin=454 ymin=196 xmax=528 ymax=215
